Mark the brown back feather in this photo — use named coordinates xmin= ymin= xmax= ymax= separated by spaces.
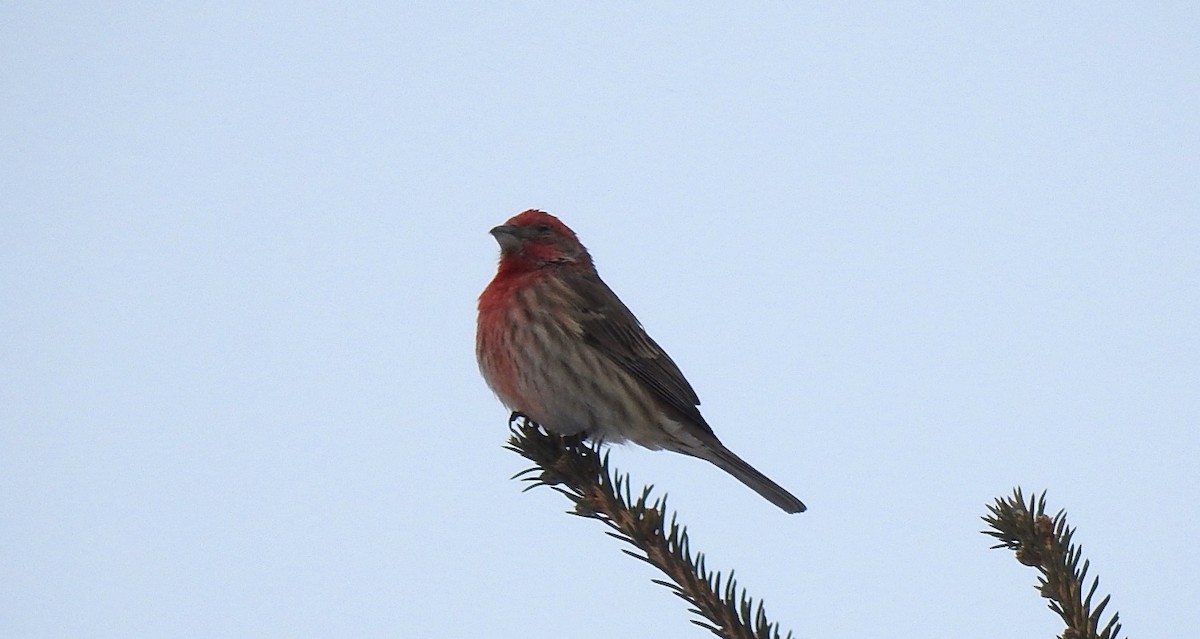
xmin=565 ymin=269 xmax=717 ymax=438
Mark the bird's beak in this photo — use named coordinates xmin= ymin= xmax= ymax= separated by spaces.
xmin=489 ymin=224 xmax=523 ymax=253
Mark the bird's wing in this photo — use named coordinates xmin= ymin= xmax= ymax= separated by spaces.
xmin=569 ymin=270 xmax=715 ymax=437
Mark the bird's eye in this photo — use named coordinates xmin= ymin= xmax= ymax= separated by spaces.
xmin=534 ymin=222 xmax=552 ymax=234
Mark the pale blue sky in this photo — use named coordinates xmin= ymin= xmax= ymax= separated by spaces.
xmin=3 ymin=3 xmax=1198 ymax=638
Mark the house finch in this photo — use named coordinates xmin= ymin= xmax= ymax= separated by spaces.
xmin=477 ymin=210 xmax=806 ymax=514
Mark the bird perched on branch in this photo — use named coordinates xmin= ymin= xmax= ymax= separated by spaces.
xmin=476 ymin=209 xmax=806 ymax=513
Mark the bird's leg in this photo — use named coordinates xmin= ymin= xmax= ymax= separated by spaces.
xmin=508 ymin=411 xmax=531 ymax=427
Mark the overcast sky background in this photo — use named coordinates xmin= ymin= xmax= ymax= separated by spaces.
xmin=3 ymin=4 xmax=1198 ymax=638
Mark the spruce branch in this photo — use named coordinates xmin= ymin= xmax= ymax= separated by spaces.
xmin=983 ymin=488 xmax=1123 ymax=639
xmin=504 ymin=414 xmax=795 ymax=639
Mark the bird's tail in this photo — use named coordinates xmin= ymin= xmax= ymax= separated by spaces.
xmin=693 ymin=443 xmax=807 ymax=513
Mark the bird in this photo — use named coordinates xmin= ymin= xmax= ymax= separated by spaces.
xmin=476 ymin=209 xmax=806 ymax=513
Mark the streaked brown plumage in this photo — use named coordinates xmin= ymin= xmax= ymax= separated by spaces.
xmin=477 ymin=209 xmax=806 ymax=513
